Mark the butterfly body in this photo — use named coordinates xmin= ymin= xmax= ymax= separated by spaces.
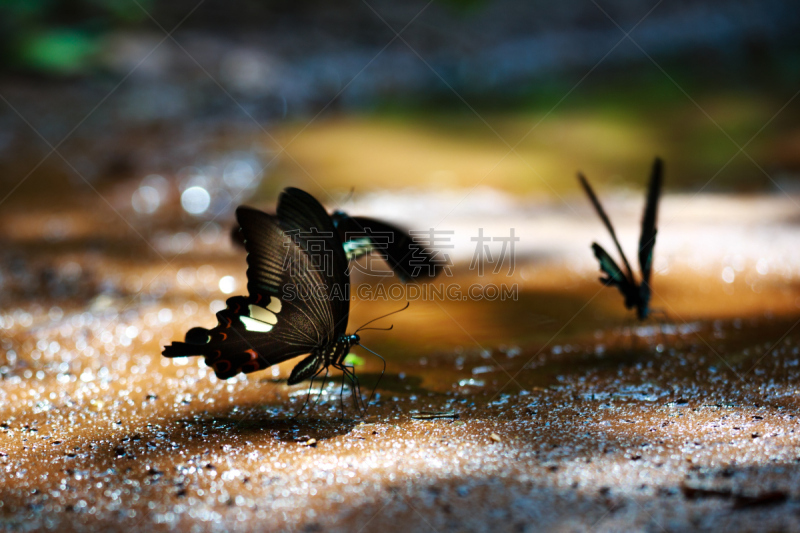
xmin=580 ymin=158 xmax=663 ymax=321
xmin=287 ymin=333 xmax=361 ymax=385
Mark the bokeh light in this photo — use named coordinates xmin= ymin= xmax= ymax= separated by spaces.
xmin=131 ymin=185 xmax=160 ymax=214
xmin=180 ymin=186 xmax=211 ymax=215
xmin=218 ymin=275 xmax=236 ymax=294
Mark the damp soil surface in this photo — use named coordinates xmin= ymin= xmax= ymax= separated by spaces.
xmin=2 ymin=186 xmax=800 ymax=532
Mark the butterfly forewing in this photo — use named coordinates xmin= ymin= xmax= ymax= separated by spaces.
xmin=578 ymin=173 xmax=635 ymax=284
xmin=276 ymin=188 xmax=350 ymax=338
xmin=335 ymin=215 xmax=441 ymax=282
xmin=638 ymin=158 xmax=663 ymax=286
xmin=230 ymin=194 xmax=441 ymax=283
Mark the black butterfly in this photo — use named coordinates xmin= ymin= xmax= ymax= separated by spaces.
xmin=164 ymin=188 xmax=394 ymax=411
xmin=230 ymin=199 xmax=442 ymax=282
xmin=578 ymin=158 xmax=663 ymax=320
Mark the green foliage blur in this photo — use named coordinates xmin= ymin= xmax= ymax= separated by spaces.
xmin=0 ymin=0 xmax=484 ymax=76
xmin=0 ymin=0 xmax=154 ymax=74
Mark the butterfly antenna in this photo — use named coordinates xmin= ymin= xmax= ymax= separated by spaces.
xmin=357 ymin=325 xmax=394 ymax=332
xmin=356 ymin=302 xmax=410 ymax=333
xmin=358 ymin=343 xmax=387 ymax=407
xmin=343 ymin=187 xmax=355 ymax=207
xmin=333 ymin=187 xmax=356 ymax=213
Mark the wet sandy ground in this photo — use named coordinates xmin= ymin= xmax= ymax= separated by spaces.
xmin=2 ymin=188 xmax=800 ymax=532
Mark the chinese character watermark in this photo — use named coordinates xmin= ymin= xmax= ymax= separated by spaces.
xmin=410 ymin=229 xmax=454 ymax=277
xmin=470 ymin=228 xmax=519 ymax=276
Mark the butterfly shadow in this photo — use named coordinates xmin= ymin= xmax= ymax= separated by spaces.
xmin=169 ymin=404 xmax=362 ymax=445
xmin=350 ymin=372 xmax=428 ymax=396
xmin=261 ymin=372 xmax=431 ymax=397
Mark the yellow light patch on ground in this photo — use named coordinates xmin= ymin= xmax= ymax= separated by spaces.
xmin=266 ymin=113 xmax=658 ymax=197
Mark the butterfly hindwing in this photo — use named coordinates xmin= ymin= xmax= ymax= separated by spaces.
xmin=163 ymin=296 xmax=322 ymax=380
xmin=592 ymin=243 xmax=633 ymax=293
xmin=165 ymin=188 xmax=371 ymax=383
xmin=164 ymin=208 xmax=341 ymax=379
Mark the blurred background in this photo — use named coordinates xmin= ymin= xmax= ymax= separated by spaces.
xmin=0 ymin=0 xmax=800 ymax=342
xmin=3 ymin=0 xmax=800 ymax=344
xmin=2 ymin=0 xmax=800 ymax=199
xmin=2 ymin=0 xmax=800 ymax=329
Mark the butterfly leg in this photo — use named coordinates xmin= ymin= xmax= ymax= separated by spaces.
xmin=360 ymin=346 xmax=387 ymax=408
xmin=293 ymin=367 xmax=327 ymax=419
xmin=343 ymin=365 xmax=366 ymax=414
xmin=311 ymin=367 xmax=330 ymax=409
xmin=336 ymin=364 xmax=355 ymax=416
xmin=353 ymin=368 xmax=368 ymax=413
xmin=334 ymin=364 xmax=365 ymax=416
xmin=337 ymin=365 xmax=347 ymax=419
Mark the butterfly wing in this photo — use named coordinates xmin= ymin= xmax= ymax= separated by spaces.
xmin=228 ymin=195 xmax=437 ymax=282
xmin=592 ymin=243 xmax=628 ymax=287
xmin=334 ymin=214 xmax=441 ymax=282
xmin=578 ymin=173 xmax=635 ymax=284
xmin=592 ymin=242 xmax=638 ymax=310
xmin=163 ymin=209 xmax=336 ymax=379
xmin=638 ymin=158 xmax=662 ymax=286
xmin=276 ymin=188 xmax=350 ymax=337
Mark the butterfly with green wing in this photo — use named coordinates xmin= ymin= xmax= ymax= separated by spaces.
xmin=578 ymin=158 xmax=663 ymax=320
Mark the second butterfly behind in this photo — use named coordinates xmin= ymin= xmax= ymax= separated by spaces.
xmin=230 ymin=193 xmax=443 ymax=282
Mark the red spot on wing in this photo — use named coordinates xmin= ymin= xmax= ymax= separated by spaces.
xmin=241 ymin=362 xmax=262 ymax=374
xmin=205 ymin=350 xmax=223 ymax=365
xmin=213 ymin=360 xmax=231 ymax=374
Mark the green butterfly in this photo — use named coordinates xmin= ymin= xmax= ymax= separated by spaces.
xmin=579 ymin=158 xmax=663 ymax=320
